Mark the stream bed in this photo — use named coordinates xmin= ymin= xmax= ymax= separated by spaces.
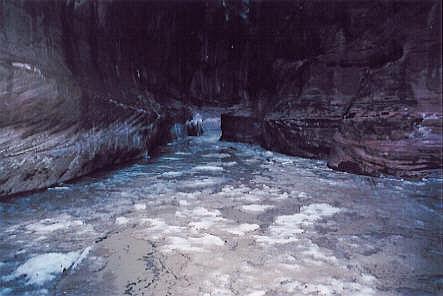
xmin=1 ymin=110 xmax=442 ymax=296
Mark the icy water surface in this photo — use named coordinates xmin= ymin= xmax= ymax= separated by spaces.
xmin=0 ymin=110 xmax=442 ymax=295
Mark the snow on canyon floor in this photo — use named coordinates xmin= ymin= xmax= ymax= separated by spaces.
xmin=0 ymin=111 xmax=442 ymax=296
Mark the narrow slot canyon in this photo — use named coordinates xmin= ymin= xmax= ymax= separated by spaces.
xmin=0 ymin=1 xmax=442 ymax=295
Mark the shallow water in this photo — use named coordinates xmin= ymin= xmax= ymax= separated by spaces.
xmin=0 ymin=110 xmax=442 ymax=295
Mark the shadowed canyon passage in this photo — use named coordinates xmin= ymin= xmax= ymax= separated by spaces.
xmin=0 ymin=0 xmax=442 ymax=295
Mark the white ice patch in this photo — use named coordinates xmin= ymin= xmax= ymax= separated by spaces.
xmin=175 ymin=151 xmax=191 ymax=155
xmin=298 ymin=192 xmax=309 ymax=198
xmin=178 ymin=200 xmax=190 ymax=207
xmin=135 ymin=218 xmax=185 ymax=240
xmin=282 ymin=277 xmax=376 ymax=295
xmin=115 ymin=217 xmax=129 ymax=225
xmin=199 ymin=272 xmax=233 ymax=296
xmin=422 ymin=112 xmax=440 ymax=120
xmin=134 ymin=203 xmax=146 ymax=211
xmin=180 ymin=206 xmax=258 ymax=236
xmin=189 ymin=216 xmax=227 ymax=230
xmin=162 ymin=234 xmax=224 ymax=253
xmin=221 ymin=161 xmax=237 ymax=167
xmin=247 ymin=291 xmax=266 ymax=296
xmin=180 ymin=207 xmax=227 ymax=230
xmin=300 ymin=203 xmax=341 ymax=218
xmin=180 ymin=178 xmax=225 ymax=189
xmin=219 ymin=185 xmax=249 ymax=195
xmin=241 ymin=204 xmax=275 ymax=213
xmin=273 ymin=156 xmax=296 ymax=165
xmin=161 ymin=236 xmax=205 ymax=253
xmin=192 ymin=165 xmax=224 ymax=172
xmin=179 ymin=204 xmax=258 ymax=237
xmin=256 ymin=203 xmax=341 ymax=244
xmin=263 ymin=151 xmax=274 ymax=158
xmin=202 ymin=153 xmax=231 ymax=159
xmin=215 ymin=185 xmax=265 ymax=202
xmin=26 ymin=215 xmax=85 ymax=234
xmin=223 ymin=223 xmax=259 ymax=236
xmin=71 ymin=246 xmax=92 ymax=270
xmin=190 ymin=234 xmax=225 ymax=246
xmin=244 ymin=158 xmax=260 ymax=164
xmin=48 ymin=186 xmax=70 ymax=191
xmin=5 ymin=251 xmax=80 ymax=286
xmin=191 ymin=207 xmax=222 ymax=217
xmin=161 ymin=157 xmax=180 ymax=161
xmin=300 ymin=242 xmax=338 ymax=265
xmin=161 ymin=171 xmax=184 ymax=178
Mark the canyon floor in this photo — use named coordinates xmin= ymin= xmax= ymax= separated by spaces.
xmin=0 ymin=112 xmax=442 ymax=296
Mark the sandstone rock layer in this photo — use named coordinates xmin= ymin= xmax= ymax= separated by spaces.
xmin=220 ymin=0 xmax=442 ymax=178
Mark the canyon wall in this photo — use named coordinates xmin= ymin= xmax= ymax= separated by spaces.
xmin=219 ymin=0 xmax=442 ymax=178
xmin=0 ymin=1 xmax=194 ymax=196
xmin=0 ymin=0 xmax=441 ymax=196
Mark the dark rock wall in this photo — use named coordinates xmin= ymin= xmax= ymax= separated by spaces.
xmin=0 ymin=0 xmax=195 ymax=196
xmin=220 ymin=0 xmax=442 ymax=178
xmin=0 ymin=0 xmax=441 ymax=196
xmin=325 ymin=1 xmax=442 ymax=178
